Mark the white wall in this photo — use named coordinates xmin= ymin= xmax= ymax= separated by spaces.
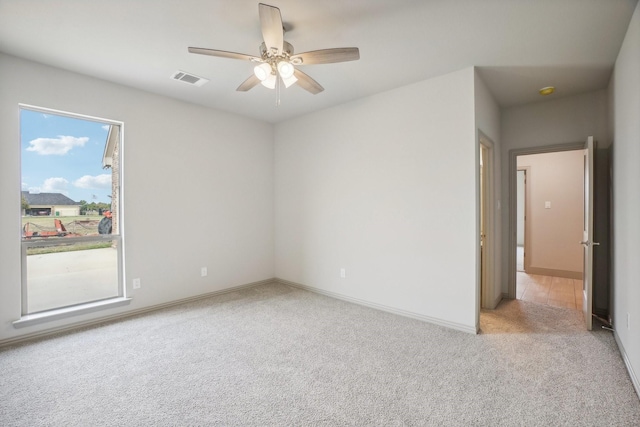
xmin=500 ymin=89 xmax=609 ymax=293
xmin=275 ymin=67 xmax=478 ymax=332
xmin=609 ymin=0 xmax=640 ymax=395
xmin=0 ymin=54 xmax=275 ymax=342
xmin=517 ymin=151 xmax=585 ymax=276
xmin=474 ymin=70 xmax=502 ymax=308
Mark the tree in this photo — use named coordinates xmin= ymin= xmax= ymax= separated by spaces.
xmin=21 ymin=195 xmax=29 ymax=211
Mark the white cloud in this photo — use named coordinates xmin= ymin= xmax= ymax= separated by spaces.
xmin=26 ymin=135 xmax=89 ymax=155
xmin=102 ymin=125 xmax=110 ymax=131
xmin=41 ymin=177 xmax=69 ymax=194
xmin=73 ymin=174 xmax=111 ymax=190
xmin=21 ymin=182 xmax=28 ymax=190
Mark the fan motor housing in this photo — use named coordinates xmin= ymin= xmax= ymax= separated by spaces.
xmin=260 ymin=41 xmax=294 ymax=59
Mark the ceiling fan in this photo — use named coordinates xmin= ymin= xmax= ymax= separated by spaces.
xmin=188 ymin=3 xmax=360 ymax=96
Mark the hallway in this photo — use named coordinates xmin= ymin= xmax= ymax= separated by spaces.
xmin=516 ymin=272 xmax=583 ymax=310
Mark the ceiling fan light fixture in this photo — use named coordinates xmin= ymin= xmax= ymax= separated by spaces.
xmin=188 ymin=4 xmax=359 ymax=96
xmin=277 ymin=60 xmax=295 ymax=79
xmin=254 ymin=63 xmax=272 ymax=81
xmin=261 ymin=73 xmax=277 ymax=89
xmin=282 ymin=74 xmax=298 ymax=88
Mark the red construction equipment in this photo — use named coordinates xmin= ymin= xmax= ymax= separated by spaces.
xmin=22 ymin=219 xmax=81 ymax=239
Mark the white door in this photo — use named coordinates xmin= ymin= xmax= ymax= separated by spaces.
xmin=479 ymin=140 xmax=494 ymax=309
xmin=581 ymin=136 xmax=598 ymax=330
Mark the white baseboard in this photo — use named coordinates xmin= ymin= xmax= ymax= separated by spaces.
xmin=491 ymin=292 xmax=503 ymax=309
xmin=276 ymin=278 xmax=477 ymax=335
xmin=614 ymin=331 xmax=640 ymax=401
xmin=526 ymin=266 xmax=582 ymax=280
xmin=0 ymin=278 xmax=276 ymax=348
xmin=2 ymin=277 xmax=479 ymax=347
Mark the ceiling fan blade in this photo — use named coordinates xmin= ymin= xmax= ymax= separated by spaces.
xmin=291 ymin=48 xmax=360 ymax=65
xmin=259 ymin=3 xmax=284 ymax=55
xmin=293 ymin=69 xmax=324 ymax=94
xmin=236 ymin=74 xmax=262 ymax=92
xmin=188 ymin=47 xmax=258 ymax=61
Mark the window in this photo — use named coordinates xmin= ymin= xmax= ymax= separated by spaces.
xmin=18 ymin=105 xmax=126 ymax=322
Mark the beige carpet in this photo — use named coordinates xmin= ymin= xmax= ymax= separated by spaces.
xmin=1 ymin=283 xmax=638 ymax=426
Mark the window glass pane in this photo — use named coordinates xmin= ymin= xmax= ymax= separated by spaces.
xmin=25 ymin=241 xmax=119 ymax=313
xmin=20 ymin=109 xmax=115 ymax=234
xmin=20 ymin=106 xmax=122 ymax=315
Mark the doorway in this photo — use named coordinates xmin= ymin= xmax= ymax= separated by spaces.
xmin=513 ymin=149 xmax=585 ymax=310
xmin=508 ymin=142 xmax=586 ymax=304
xmin=509 ymin=138 xmax=606 ymax=330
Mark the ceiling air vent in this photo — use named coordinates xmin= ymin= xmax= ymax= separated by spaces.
xmin=171 ymin=70 xmax=209 ymax=87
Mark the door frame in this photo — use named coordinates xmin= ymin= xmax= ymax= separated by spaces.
xmin=507 ymin=141 xmax=585 ymax=299
xmin=516 ymin=166 xmax=531 ymax=273
xmin=582 ymin=136 xmax=596 ymax=330
xmin=478 ymin=132 xmax=496 ymax=312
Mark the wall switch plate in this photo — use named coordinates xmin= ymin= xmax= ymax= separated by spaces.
xmin=340 ymin=268 xmax=346 ymax=279
xmin=545 ymin=201 xmax=551 ymax=209
xmin=133 ymin=278 xmax=141 ymax=289
xmin=201 ymin=267 xmax=208 ymax=277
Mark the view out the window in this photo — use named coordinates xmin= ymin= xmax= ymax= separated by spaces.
xmin=20 ymin=106 xmax=122 ymax=315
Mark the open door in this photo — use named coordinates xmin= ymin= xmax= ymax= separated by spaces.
xmin=581 ymin=136 xmax=598 ymax=330
xmin=480 ymin=144 xmax=488 ymax=307
xmin=478 ymin=136 xmax=495 ymax=310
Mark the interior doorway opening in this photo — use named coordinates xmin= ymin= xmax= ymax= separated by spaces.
xmin=508 ymin=137 xmax=610 ymax=331
xmin=513 ymin=149 xmax=585 ymax=311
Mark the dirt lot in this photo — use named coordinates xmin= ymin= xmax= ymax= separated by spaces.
xmin=22 ymin=215 xmax=113 ymax=255
xmin=22 ymin=215 xmax=104 ymax=236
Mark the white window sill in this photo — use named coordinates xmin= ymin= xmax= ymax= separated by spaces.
xmin=13 ymin=297 xmax=132 ymax=329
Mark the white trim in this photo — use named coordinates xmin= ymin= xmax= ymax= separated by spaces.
xmin=524 ymin=266 xmax=582 ymax=279
xmin=3 ymin=278 xmax=275 ymax=347
xmin=614 ymin=331 xmax=640 ymax=401
xmin=518 ymin=166 xmax=532 ymax=273
xmin=18 ymin=103 xmax=123 ymax=126
xmin=478 ymin=132 xmax=497 ymax=312
xmin=19 ymin=104 xmax=127 ymax=315
xmin=6 ymin=276 xmax=479 ymax=346
xmin=492 ymin=292 xmax=502 ymax=309
xmin=277 ymin=278 xmax=478 ymax=335
xmin=13 ymin=297 xmax=132 ymax=328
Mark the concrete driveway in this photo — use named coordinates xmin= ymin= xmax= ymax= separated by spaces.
xmin=26 ymin=247 xmax=119 ymax=313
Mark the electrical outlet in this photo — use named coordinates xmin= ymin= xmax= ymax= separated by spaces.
xmin=340 ymin=268 xmax=346 ymax=279
xmin=201 ymin=267 xmax=208 ymax=277
xmin=133 ymin=278 xmax=141 ymax=289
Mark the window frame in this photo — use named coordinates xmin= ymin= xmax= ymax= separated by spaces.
xmin=15 ymin=104 xmax=129 ymax=327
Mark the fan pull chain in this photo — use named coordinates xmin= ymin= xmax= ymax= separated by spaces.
xmin=275 ymin=74 xmax=281 ymax=107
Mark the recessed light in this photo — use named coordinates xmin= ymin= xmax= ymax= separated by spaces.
xmin=539 ymin=86 xmax=555 ymax=96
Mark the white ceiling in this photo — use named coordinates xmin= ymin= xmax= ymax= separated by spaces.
xmin=0 ymin=0 xmax=636 ymax=123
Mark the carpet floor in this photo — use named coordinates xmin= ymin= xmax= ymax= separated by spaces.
xmin=1 ymin=283 xmax=638 ymax=426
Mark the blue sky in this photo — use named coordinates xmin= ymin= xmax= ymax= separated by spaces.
xmin=21 ymin=109 xmax=112 ymax=204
